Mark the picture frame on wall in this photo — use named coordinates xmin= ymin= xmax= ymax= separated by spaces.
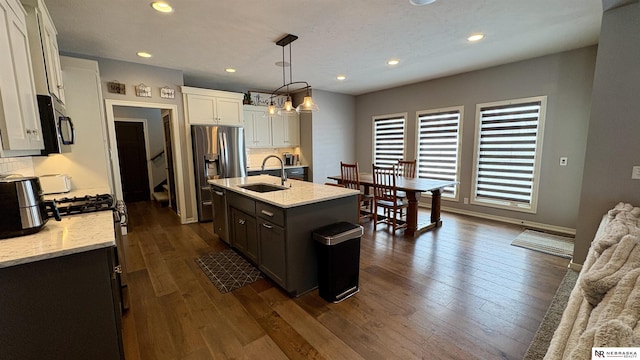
xmin=135 ymin=83 xmax=152 ymax=97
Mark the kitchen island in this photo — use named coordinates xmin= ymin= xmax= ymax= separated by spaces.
xmin=0 ymin=212 xmax=123 ymax=360
xmin=209 ymin=175 xmax=359 ymax=296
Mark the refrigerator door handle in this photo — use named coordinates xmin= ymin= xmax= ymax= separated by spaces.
xmin=219 ymin=133 xmax=228 ymax=177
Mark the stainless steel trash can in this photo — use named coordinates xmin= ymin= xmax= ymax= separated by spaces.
xmin=312 ymin=222 xmax=364 ymax=303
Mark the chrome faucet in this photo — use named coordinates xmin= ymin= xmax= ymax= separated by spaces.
xmin=261 ymin=155 xmax=287 ymax=186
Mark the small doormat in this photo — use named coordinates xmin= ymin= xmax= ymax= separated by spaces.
xmin=511 ymin=230 xmax=574 ymax=259
xmin=195 ymin=249 xmax=262 ymax=294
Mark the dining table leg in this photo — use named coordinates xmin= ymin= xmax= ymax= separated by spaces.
xmin=405 ymin=188 xmax=444 ymax=236
xmin=405 ymin=191 xmax=419 ymax=236
xmin=430 ymin=189 xmax=443 ymax=227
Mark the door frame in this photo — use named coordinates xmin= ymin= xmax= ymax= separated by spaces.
xmin=114 ymin=117 xmax=153 ymax=201
xmin=104 ymin=99 xmax=189 ymax=224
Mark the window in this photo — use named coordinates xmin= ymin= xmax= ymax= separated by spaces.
xmin=416 ymin=106 xmax=462 ymax=200
xmin=471 ymin=96 xmax=547 ymax=213
xmin=373 ymin=114 xmax=406 ymax=166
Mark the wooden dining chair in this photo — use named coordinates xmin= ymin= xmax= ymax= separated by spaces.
xmin=396 ymin=159 xmax=417 ymax=178
xmin=396 ymin=159 xmax=416 ymax=218
xmin=340 ymin=162 xmax=373 ymax=222
xmin=372 ymin=164 xmax=408 ymax=232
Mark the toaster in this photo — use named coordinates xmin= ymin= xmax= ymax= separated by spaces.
xmin=38 ymin=174 xmax=71 ymax=194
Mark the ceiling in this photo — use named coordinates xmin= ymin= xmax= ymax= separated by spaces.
xmin=43 ymin=0 xmax=603 ymax=96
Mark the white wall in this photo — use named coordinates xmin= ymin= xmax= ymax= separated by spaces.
xmin=306 ymin=90 xmax=357 ymax=183
xmin=33 ymin=57 xmax=112 ymax=192
xmin=355 ymin=46 xmax=597 ymax=231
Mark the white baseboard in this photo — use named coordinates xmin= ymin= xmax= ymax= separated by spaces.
xmin=431 ymin=204 xmax=576 ymax=236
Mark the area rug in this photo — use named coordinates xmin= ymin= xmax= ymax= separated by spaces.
xmin=523 ymin=269 xmax=579 ymax=360
xmin=511 ymin=230 xmax=574 ymax=259
xmin=195 ymin=249 xmax=262 ymax=294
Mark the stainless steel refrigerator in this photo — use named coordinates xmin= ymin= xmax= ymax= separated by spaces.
xmin=192 ymin=125 xmax=247 ymax=224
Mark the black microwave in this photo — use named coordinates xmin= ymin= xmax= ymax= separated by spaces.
xmin=37 ymin=95 xmax=75 ymax=155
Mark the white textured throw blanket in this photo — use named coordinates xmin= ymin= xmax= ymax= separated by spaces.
xmin=544 ymin=202 xmax=640 ymax=360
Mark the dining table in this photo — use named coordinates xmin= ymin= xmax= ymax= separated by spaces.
xmin=327 ymin=174 xmax=458 ymax=236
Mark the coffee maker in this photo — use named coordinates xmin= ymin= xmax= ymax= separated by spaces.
xmin=283 ymin=152 xmax=294 ymax=166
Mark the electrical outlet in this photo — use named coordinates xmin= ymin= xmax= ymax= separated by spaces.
xmin=463 ymin=197 xmax=469 ymax=204
xmin=632 ymin=166 xmax=640 ymax=180
xmin=560 ymin=157 xmax=568 ymax=166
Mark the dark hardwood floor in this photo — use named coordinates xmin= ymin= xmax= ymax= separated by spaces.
xmin=121 ymin=201 xmax=569 ymax=360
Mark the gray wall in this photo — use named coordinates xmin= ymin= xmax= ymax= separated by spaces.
xmin=574 ymin=2 xmax=640 ymax=264
xmin=355 ymin=46 xmax=597 ymax=230
xmin=305 ymin=90 xmax=357 ymax=183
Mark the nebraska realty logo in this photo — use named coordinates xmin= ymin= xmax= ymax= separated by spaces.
xmin=593 ymin=347 xmax=639 ymax=359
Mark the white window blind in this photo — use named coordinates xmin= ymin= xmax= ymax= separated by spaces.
xmin=471 ymin=97 xmax=546 ymax=212
xmin=373 ymin=115 xmax=405 ymax=166
xmin=416 ymin=107 xmax=462 ymax=199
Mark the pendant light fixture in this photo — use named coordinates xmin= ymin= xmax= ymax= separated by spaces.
xmin=268 ymin=34 xmax=318 ymax=114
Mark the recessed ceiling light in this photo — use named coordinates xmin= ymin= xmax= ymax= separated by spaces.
xmin=151 ymin=1 xmax=173 ymax=13
xmin=409 ymin=0 xmax=436 ymax=5
xmin=137 ymin=51 xmax=152 ymax=58
xmin=467 ymin=33 xmax=485 ymax=42
xmin=336 ymin=75 xmax=346 ymax=81
xmin=387 ymin=59 xmax=400 ymax=66
xmin=225 ymin=68 xmax=236 ymax=73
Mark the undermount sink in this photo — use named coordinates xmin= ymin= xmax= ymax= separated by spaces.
xmin=238 ymin=183 xmax=288 ymax=193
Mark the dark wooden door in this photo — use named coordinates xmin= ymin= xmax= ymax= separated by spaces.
xmin=115 ymin=121 xmax=150 ymax=202
xmin=163 ymin=113 xmax=177 ymax=213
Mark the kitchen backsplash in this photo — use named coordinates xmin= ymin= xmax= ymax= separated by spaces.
xmin=247 ymin=147 xmax=300 ymax=168
xmin=0 ymin=157 xmax=35 ymax=176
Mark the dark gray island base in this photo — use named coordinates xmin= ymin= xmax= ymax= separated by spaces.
xmin=210 ymin=175 xmax=359 ymax=296
xmin=0 ymin=247 xmax=123 ymax=360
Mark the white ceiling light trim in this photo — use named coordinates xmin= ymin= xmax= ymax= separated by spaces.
xmin=467 ymin=33 xmax=485 ymax=42
xmin=151 ymin=1 xmax=173 ymax=13
xmin=409 ymin=0 xmax=436 ymax=5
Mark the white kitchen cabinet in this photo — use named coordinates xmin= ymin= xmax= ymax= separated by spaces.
xmin=243 ymin=106 xmax=272 ymax=148
xmin=22 ymin=0 xmax=65 ymax=104
xmin=271 ymin=112 xmax=299 ymax=147
xmin=0 ymin=0 xmax=43 ymax=153
xmin=182 ymin=86 xmax=243 ymax=125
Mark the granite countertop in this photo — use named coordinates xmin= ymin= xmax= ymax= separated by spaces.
xmin=247 ymin=164 xmax=308 ymax=172
xmin=0 ymin=211 xmax=115 ymax=268
xmin=208 ymin=175 xmax=358 ymax=208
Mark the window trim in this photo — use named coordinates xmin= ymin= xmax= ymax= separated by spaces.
xmin=414 ymin=105 xmax=464 ymax=202
xmin=470 ymin=96 xmax=547 ymax=213
xmin=372 ymin=112 xmax=407 ymax=166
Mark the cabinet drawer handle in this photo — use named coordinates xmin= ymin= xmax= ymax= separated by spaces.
xmin=262 ymin=223 xmax=273 ymax=229
xmin=261 ymin=210 xmax=274 ymax=217
xmin=203 ymin=201 xmax=212 ymax=206
xmin=238 ymin=219 xmax=246 ymax=225
xmin=214 ymin=191 xmax=224 ymax=196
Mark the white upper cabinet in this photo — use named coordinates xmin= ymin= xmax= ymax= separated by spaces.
xmin=271 ymin=112 xmax=299 ymax=148
xmin=182 ymin=86 xmax=243 ymax=125
xmin=0 ymin=0 xmax=43 ymax=153
xmin=243 ymin=106 xmax=272 ymax=148
xmin=22 ymin=0 xmax=65 ymax=104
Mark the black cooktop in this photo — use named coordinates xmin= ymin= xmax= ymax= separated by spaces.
xmin=53 ymin=194 xmax=115 ymax=216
